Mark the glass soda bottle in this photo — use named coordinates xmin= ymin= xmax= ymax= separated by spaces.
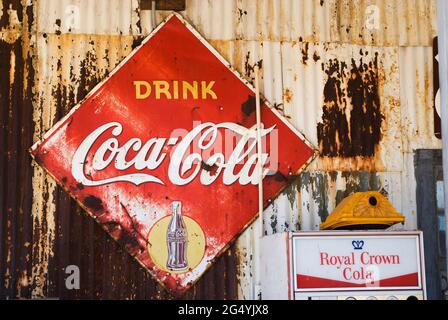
xmin=166 ymin=201 xmax=188 ymax=271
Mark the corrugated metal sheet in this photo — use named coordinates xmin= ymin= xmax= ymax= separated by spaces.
xmin=2 ymin=0 xmax=239 ymax=300
xmin=0 ymin=0 xmax=442 ymax=300
xmin=185 ymin=0 xmax=437 ymax=46
xmin=400 ymin=46 xmax=441 ymax=152
xmin=0 ymin=0 xmax=34 ymax=299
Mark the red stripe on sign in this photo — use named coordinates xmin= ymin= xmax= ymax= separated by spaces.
xmin=296 ymin=273 xmax=419 ymax=289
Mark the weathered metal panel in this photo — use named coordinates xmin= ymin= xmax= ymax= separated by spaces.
xmin=1 ymin=0 xmax=241 ymax=300
xmin=237 ymin=170 xmax=409 ymax=298
xmin=140 ymin=0 xmax=186 ymax=11
xmin=260 ymin=172 xmax=404 ymax=233
xmin=209 ymin=40 xmax=403 ymax=172
xmin=139 ymin=0 xmax=437 ymax=46
xmin=36 ymin=0 xmax=134 ymax=35
xmin=1 ymin=0 xmax=443 ymax=300
xmin=185 ymin=0 xmax=437 ymax=46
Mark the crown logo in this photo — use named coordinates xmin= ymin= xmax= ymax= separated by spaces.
xmin=352 ymin=240 xmax=365 ymax=250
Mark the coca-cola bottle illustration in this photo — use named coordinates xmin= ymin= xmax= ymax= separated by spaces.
xmin=166 ymin=201 xmax=188 ymax=271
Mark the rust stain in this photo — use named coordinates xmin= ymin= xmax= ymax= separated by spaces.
xmin=84 ymin=195 xmax=104 ymax=212
xmin=317 ymin=53 xmax=384 ymax=158
xmin=24 ymin=30 xmax=240 ymax=299
xmin=301 ymin=42 xmax=309 ymax=65
xmin=283 ymin=88 xmax=293 ymax=103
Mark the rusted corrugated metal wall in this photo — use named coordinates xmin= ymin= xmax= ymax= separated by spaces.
xmin=1 ymin=0 xmax=238 ymax=300
xmin=0 ymin=0 xmax=441 ymax=299
xmin=0 ymin=0 xmax=34 ymax=299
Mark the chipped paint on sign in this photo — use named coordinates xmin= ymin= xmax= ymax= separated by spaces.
xmin=1 ymin=0 xmax=36 ymax=299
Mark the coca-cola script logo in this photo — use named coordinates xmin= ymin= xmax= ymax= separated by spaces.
xmin=30 ymin=13 xmax=315 ymax=292
xmin=71 ymin=121 xmax=279 ymax=187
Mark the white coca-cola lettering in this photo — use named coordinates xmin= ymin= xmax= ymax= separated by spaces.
xmin=71 ymin=121 xmax=275 ymax=187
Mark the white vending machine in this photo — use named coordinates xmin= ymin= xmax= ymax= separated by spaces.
xmin=260 ymin=231 xmax=426 ymax=300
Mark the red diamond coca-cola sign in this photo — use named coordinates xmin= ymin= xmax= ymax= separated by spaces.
xmin=30 ymin=14 xmax=316 ymax=293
